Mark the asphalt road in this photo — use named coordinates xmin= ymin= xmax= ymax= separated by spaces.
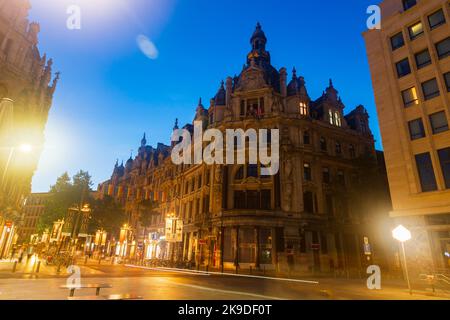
xmin=0 ymin=262 xmax=448 ymax=300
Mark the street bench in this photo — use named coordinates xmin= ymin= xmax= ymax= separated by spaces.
xmin=60 ymin=283 xmax=112 ymax=297
xmin=68 ymin=294 xmax=143 ymax=300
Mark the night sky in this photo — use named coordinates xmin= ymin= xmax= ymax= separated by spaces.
xmin=29 ymin=0 xmax=382 ymax=192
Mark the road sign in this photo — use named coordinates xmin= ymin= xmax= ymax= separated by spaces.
xmin=364 ymin=236 xmax=372 ymax=255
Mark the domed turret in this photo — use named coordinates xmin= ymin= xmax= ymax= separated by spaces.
xmin=247 ymin=22 xmax=271 ymax=66
xmin=287 ymin=67 xmax=309 ymax=100
xmin=214 ymin=81 xmax=226 ymax=106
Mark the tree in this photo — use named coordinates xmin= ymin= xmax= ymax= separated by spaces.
xmin=37 ymin=171 xmax=94 ymax=233
xmin=89 ymin=196 xmax=127 ymax=236
xmin=138 ymin=199 xmax=159 ymax=239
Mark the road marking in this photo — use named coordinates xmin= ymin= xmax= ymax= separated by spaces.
xmin=125 ymin=264 xmax=211 ymax=276
xmin=125 ymin=264 xmax=319 ymax=284
xmin=165 ymin=281 xmax=285 ymax=300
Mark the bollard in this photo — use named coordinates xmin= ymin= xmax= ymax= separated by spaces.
xmin=12 ymin=261 xmax=17 ymax=273
xmin=263 ymin=265 xmax=266 ymax=276
xmin=35 ymin=261 xmax=41 ymax=273
xmin=85 ymin=256 xmax=88 ymax=265
xmin=235 ymin=264 xmax=239 ymax=274
xmin=98 ymin=257 xmax=101 ymax=265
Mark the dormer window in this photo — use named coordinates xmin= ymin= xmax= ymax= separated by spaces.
xmin=329 ymin=110 xmax=342 ymax=127
xmin=335 ymin=112 xmax=342 ymax=127
xmin=299 ymin=102 xmax=308 ymax=116
xmin=329 ymin=110 xmax=334 ymax=125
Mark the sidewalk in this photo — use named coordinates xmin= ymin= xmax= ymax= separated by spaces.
xmin=0 ymin=256 xmax=105 ymax=279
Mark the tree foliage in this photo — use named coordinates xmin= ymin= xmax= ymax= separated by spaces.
xmin=89 ymin=195 xmax=127 ymax=235
xmin=37 ymin=170 xmax=93 ymax=233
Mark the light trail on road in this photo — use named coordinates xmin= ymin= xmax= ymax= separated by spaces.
xmin=124 ymin=265 xmax=319 ymax=285
xmin=163 ymin=280 xmax=285 ymax=300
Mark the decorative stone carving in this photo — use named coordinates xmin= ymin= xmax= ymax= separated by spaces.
xmin=239 ymin=69 xmax=266 ymax=91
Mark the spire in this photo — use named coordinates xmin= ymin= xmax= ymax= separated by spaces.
xmin=115 ymin=159 xmax=119 ymax=168
xmin=247 ymin=22 xmax=270 ymax=66
xmin=173 ymin=118 xmax=179 ymax=130
xmin=292 ymin=67 xmax=297 ymax=79
xmin=250 ymin=22 xmax=267 ymax=45
xmin=214 ymin=81 xmax=226 ymax=106
xmin=141 ymin=133 xmax=147 ymax=147
xmin=198 ymin=97 xmax=203 ymax=107
xmin=325 ymin=78 xmax=338 ymax=101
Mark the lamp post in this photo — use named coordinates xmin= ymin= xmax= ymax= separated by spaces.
xmin=1 ymin=143 xmax=33 ymax=186
xmin=392 ymin=225 xmax=412 ymax=295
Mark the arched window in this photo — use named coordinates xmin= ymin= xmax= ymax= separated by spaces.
xmin=320 ymin=137 xmax=327 ymax=151
xmin=299 ymin=102 xmax=308 ymax=116
xmin=335 ymin=141 xmax=342 ymax=154
xmin=335 ymin=111 xmax=342 ymax=127
xmin=328 ymin=110 xmax=334 ymax=125
xmin=303 ymin=131 xmax=310 ymax=145
xmin=349 ymin=144 xmax=356 ymax=158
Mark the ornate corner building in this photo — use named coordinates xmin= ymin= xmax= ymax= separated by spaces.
xmin=0 ymin=0 xmax=59 ymax=208
xmin=99 ymin=24 xmax=393 ymax=274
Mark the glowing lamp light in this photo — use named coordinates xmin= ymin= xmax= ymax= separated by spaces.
xmin=392 ymin=225 xmax=411 ymax=242
xmin=18 ymin=144 xmax=32 ymax=153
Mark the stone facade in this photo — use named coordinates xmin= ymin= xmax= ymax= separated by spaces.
xmin=99 ymin=24 xmax=393 ymax=274
xmin=18 ymin=192 xmax=49 ymax=242
xmin=0 ymin=0 xmax=58 ymax=208
xmin=364 ymin=0 xmax=450 ymax=274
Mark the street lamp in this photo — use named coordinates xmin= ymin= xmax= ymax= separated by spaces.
xmin=392 ymin=225 xmax=412 ymax=295
xmin=1 ymin=142 xmax=33 ymax=186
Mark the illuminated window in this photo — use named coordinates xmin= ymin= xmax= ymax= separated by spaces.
xmin=335 ymin=111 xmax=341 ymax=127
xmin=401 ymin=87 xmax=419 ymax=107
xmin=328 ymin=110 xmax=333 ymax=125
xmin=299 ymin=102 xmax=308 ymax=115
xmin=408 ymin=21 xmax=423 ymax=40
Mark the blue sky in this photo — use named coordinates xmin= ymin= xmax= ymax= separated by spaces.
xmin=29 ymin=0 xmax=382 ymax=192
